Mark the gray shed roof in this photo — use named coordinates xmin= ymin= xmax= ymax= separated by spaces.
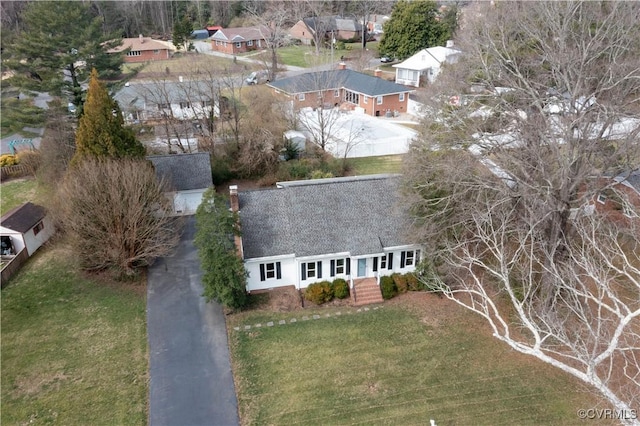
xmin=238 ymin=175 xmax=412 ymax=259
xmin=267 ymin=69 xmax=412 ymax=97
xmin=147 ymin=153 xmax=213 ymax=191
xmin=1 ymin=202 xmax=46 ymax=234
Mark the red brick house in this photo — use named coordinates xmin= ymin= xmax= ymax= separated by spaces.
xmin=267 ymin=64 xmax=412 ymax=117
xmin=593 ymin=171 xmax=640 ymax=223
xmin=289 ymin=16 xmax=362 ymax=46
xmin=210 ymin=26 xmax=269 ymax=54
xmin=108 ymin=35 xmax=173 ymax=63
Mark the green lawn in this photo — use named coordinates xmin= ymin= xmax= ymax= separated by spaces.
xmin=347 ymin=155 xmax=405 ymax=175
xmin=1 ymin=245 xmax=148 ymax=425
xmin=228 ymin=297 xmax=602 ymax=425
xmin=1 ymin=178 xmax=44 ymax=215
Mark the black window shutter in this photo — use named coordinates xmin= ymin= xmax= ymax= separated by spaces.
xmin=330 ymin=260 xmax=335 ymax=277
xmin=276 ymin=262 xmax=281 ymax=279
xmin=388 ymin=253 xmax=393 ymax=270
xmin=317 ymin=261 xmax=322 ymax=279
xmin=400 ymin=251 xmax=406 ymax=268
xmin=373 ymin=257 xmax=378 ymax=272
xmin=260 ymin=264 xmax=266 ymax=281
xmin=301 ymin=263 xmax=306 ymax=280
xmin=416 ymin=250 xmax=421 ymax=265
xmin=346 ymin=259 xmax=351 ymax=275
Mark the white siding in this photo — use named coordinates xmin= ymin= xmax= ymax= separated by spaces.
xmin=0 ymin=228 xmax=25 ymax=254
xmin=245 ymin=256 xmax=297 ymax=292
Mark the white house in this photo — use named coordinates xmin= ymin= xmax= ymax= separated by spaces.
xmin=1 ymin=202 xmax=54 ymax=257
xmin=393 ymin=44 xmax=461 ymax=87
xmin=147 ymin=152 xmax=213 ymax=215
xmin=232 ymin=175 xmax=422 ymax=299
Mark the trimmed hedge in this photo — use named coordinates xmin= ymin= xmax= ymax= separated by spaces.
xmin=392 ymin=273 xmax=408 ymax=294
xmin=304 ymin=281 xmax=333 ymax=305
xmin=332 ymin=278 xmax=349 ymax=299
xmin=380 ymin=276 xmax=397 ymax=300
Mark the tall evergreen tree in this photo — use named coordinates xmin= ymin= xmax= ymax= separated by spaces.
xmin=173 ymin=15 xmax=194 ymax=51
xmin=73 ymin=69 xmax=145 ymax=163
xmin=378 ymin=0 xmax=451 ymax=60
xmin=6 ymin=1 xmax=123 ymax=109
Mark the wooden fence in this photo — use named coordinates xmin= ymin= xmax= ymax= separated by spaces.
xmin=1 ymin=249 xmax=29 ymax=287
xmin=0 ymin=164 xmax=31 ymax=181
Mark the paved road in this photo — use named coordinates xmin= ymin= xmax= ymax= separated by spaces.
xmin=147 ymin=217 xmax=239 ymax=426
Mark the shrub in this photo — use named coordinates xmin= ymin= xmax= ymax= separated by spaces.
xmin=405 ymin=273 xmax=427 ymax=291
xmin=304 ymin=281 xmax=333 ymax=305
xmin=211 ymin=155 xmax=235 ymax=184
xmin=0 ymin=154 xmax=18 ymax=167
xmin=332 ymin=278 xmax=349 ymax=299
xmin=310 ymin=169 xmax=333 ymax=179
xmin=16 ymin=150 xmax=41 ymax=176
xmin=380 ymin=276 xmax=397 ymax=300
xmin=392 ymin=273 xmax=408 ymax=293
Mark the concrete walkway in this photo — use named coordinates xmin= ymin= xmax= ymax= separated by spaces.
xmin=147 ymin=217 xmax=239 ymax=426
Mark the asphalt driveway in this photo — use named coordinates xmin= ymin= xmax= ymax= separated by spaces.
xmin=147 ymin=217 xmax=239 ymax=426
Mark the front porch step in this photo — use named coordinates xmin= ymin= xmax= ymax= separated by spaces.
xmin=353 ymin=278 xmax=383 ymax=306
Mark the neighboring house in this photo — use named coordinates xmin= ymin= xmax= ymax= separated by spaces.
xmin=147 ymin=153 xmax=213 ymax=215
xmin=108 ymin=35 xmax=174 ymax=63
xmin=593 ymin=170 xmax=640 ymax=222
xmin=289 ymin=16 xmax=362 ymax=45
xmin=393 ymin=44 xmax=461 ymax=87
xmin=113 ymin=80 xmax=219 ymax=124
xmin=267 ymin=65 xmax=413 ymax=117
xmin=210 ymin=26 xmax=269 ymax=54
xmin=367 ymin=14 xmax=389 ymax=35
xmin=232 ymin=175 xmax=422 ymax=294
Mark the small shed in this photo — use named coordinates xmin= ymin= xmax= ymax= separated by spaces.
xmin=147 ymin=153 xmax=213 ymax=215
xmin=0 ymin=202 xmax=54 ymax=257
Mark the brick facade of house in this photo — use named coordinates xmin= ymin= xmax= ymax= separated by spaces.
xmin=293 ymin=88 xmax=408 ymax=117
xmin=123 ymin=48 xmax=170 ymax=63
xmin=210 ymin=38 xmax=262 ymax=55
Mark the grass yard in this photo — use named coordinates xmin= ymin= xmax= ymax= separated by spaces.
xmin=126 ymin=53 xmax=239 ymax=79
xmin=1 ymin=245 xmax=148 ymax=425
xmin=228 ymin=294 xmax=604 ymax=425
xmin=347 ymin=155 xmax=405 ymax=175
xmin=1 ymin=178 xmax=45 ymax=215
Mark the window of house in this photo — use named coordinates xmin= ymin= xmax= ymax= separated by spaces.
xmin=33 ymin=220 xmax=44 ymax=236
xmin=334 ymin=89 xmax=340 ymax=98
xmin=364 ymin=96 xmax=368 ymax=104
xmin=330 ymin=258 xmax=349 ymax=276
xmin=344 ymin=90 xmax=359 ymax=104
xmin=380 ymin=254 xmax=387 ymax=270
xmin=235 ymin=42 xmax=242 ymax=48
xmin=223 ymin=42 xmax=228 ymax=47
xmin=377 ymin=96 xmax=383 ymax=105
xmin=154 ymin=49 xmax=160 ymax=54
xmin=597 ymin=193 xmax=607 ymax=204
xmin=400 ymin=250 xmax=420 ymax=268
xmin=399 ymin=93 xmax=405 ymax=102
xmin=157 ymin=103 xmax=170 ymax=110
xmin=179 ymin=101 xmax=190 ymax=109
xmin=127 ymin=51 xmax=141 ymax=57
xmin=259 ymin=262 xmax=281 ymax=281
xmin=301 ymin=261 xmax=322 ymax=280
xmin=298 ymin=93 xmax=305 ymax=101
xmin=201 ymin=100 xmax=212 ymax=107
xmin=215 ymin=40 xmax=221 ymax=46
xmin=247 ymin=40 xmax=253 ymax=46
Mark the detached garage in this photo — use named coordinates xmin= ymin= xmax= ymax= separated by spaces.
xmin=147 ymin=153 xmax=213 ymax=216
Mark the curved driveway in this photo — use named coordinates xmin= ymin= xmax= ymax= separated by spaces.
xmin=147 ymin=217 xmax=239 ymax=426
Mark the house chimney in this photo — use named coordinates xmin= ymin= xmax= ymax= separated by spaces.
xmin=374 ymin=68 xmax=382 ymax=78
xmin=229 ymin=185 xmax=244 ymax=259
xmin=338 ymin=62 xmax=346 ymax=70
xmin=446 ymin=40 xmax=454 ymax=48
xmin=139 ymin=34 xmax=144 ymax=43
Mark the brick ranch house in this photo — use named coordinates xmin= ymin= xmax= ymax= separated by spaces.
xmin=210 ymin=26 xmax=269 ymax=55
xmin=288 ymin=16 xmax=362 ymax=45
xmin=592 ymin=170 xmax=640 ymax=222
xmin=108 ymin=35 xmax=174 ymax=63
xmin=267 ymin=65 xmax=413 ymax=117
xmin=231 ymin=175 xmax=423 ymax=304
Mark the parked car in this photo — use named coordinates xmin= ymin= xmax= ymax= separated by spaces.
xmin=245 ymin=70 xmax=269 ymax=85
xmin=380 ymin=56 xmax=394 ymax=63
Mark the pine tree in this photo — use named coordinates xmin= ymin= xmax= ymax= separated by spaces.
xmin=73 ymin=69 xmax=145 ymax=163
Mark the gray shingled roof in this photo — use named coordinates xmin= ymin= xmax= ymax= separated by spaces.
xmin=1 ymin=202 xmax=46 ymax=233
xmin=147 ymin=153 xmax=213 ymax=191
xmin=267 ymin=69 xmax=412 ymax=97
xmin=113 ymin=80 xmax=218 ymax=110
xmin=615 ymin=170 xmax=640 ymax=194
xmin=302 ymin=16 xmax=362 ymax=33
xmin=238 ymin=175 xmax=412 ymax=259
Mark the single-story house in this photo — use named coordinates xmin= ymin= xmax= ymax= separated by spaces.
xmin=367 ymin=14 xmax=389 ymax=35
xmin=108 ymin=35 xmax=174 ymax=63
xmin=113 ymin=79 xmax=219 ymax=124
xmin=393 ymin=44 xmax=461 ymax=87
xmin=0 ymin=202 xmax=54 ymax=257
xmin=210 ymin=26 xmax=269 ymax=54
xmin=147 ymin=152 xmax=213 ymax=215
xmin=267 ymin=65 xmax=413 ymax=117
xmin=289 ymin=16 xmax=362 ymax=45
xmin=233 ymin=175 xmax=422 ymax=296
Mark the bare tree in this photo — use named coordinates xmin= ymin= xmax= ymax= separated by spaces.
xmin=245 ymin=1 xmax=290 ymax=82
xmin=405 ymin=1 xmax=640 ymax=421
xmin=54 ymin=158 xmax=181 ymax=280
